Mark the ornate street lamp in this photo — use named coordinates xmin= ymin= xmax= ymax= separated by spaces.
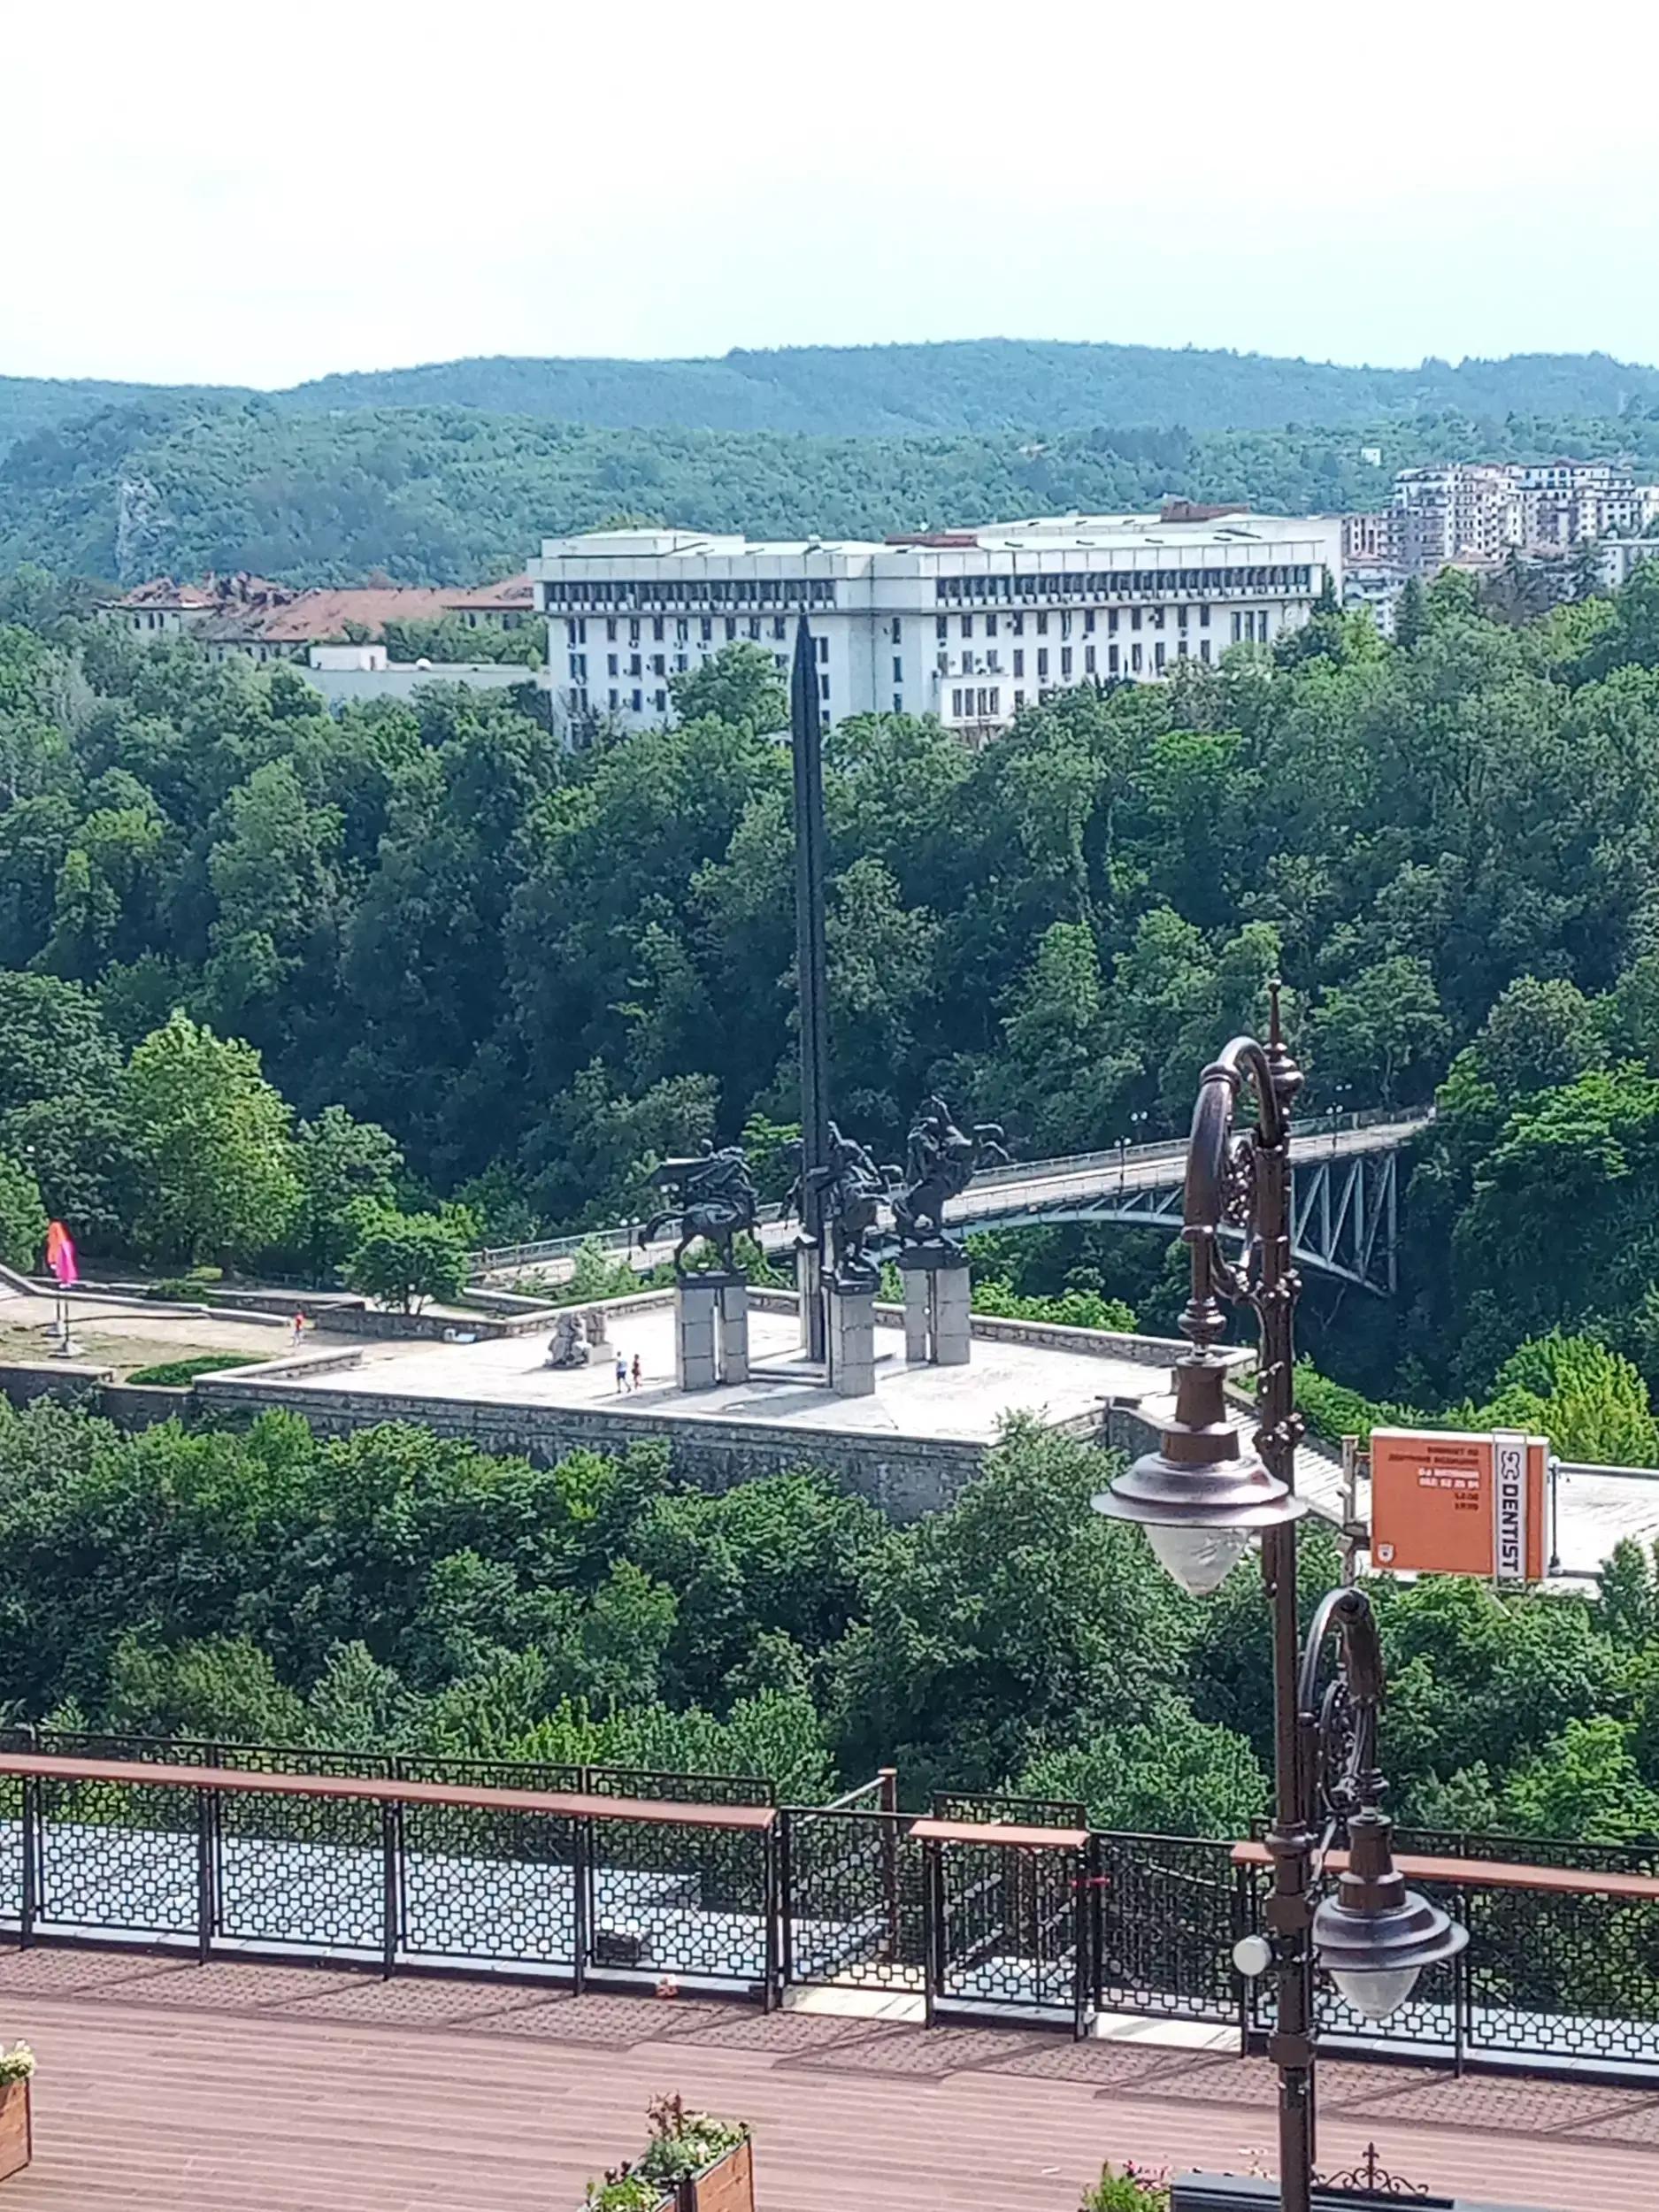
xmin=1091 ymin=989 xmax=1466 ymax=2212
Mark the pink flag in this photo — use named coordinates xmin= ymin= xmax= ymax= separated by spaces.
xmin=44 ymin=1221 xmax=78 ymax=1287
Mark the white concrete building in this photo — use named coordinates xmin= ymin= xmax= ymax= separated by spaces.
xmin=298 ymin=643 xmax=536 ymax=710
xmin=528 ymin=511 xmax=1342 ymax=741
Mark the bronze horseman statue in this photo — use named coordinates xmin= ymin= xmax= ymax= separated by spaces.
xmin=641 ymin=1143 xmax=759 ymax=1277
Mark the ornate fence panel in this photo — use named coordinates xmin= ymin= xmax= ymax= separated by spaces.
xmin=587 ymin=1767 xmax=773 ymax=1808
xmin=1461 ymin=1875 xmax=1659 ymax=2071
xmin=918 ymin=1818 xmax=1093 ymax=2035
xmin=780 ymin=1807 xmax=925 ymax=1995
xmin=28 ymin=1766 xmax=201 ymax=1946
xmin=395 ymin=1757 xmax=584 ymax=1970
xmin=580 ymin=1804 xmax=777 ymax=2001
xmin=1094 ymin=1832 xmax=1240 ymax=2023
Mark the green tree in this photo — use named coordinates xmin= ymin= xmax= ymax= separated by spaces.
xmin=1019 ymin=1696 xmax=1265 ymax=1838
xmin=667 ymin=643 xmax=787 ymax=733
xmin=343 ymin=1204 xmax=470 ymax=1312
xmin=292 ymin=1104 xmax=403 ymax=1278
xmin=0 ymin=1150 xmax=47 ymax=1271
xmin=121 ymin=1011 xmax=302 ymax=1264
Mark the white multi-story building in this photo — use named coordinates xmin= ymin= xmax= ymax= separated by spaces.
xmin=528 ymin=511 xmax=1342 ymax=741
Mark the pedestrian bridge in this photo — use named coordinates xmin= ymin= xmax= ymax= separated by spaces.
xmin=472 ymin=1108 xmax=1431 ymax=1298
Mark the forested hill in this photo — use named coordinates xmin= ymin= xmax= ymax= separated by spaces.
xmin=9 ymin=340 xmax=1659 ymax=454
xmin=13 ymin=396 xmax=1659 ymax=587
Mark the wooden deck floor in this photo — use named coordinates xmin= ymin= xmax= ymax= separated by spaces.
xmin=3 ymin=1948 xmax=1659 ymax=2209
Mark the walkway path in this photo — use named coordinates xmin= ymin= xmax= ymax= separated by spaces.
xmin=1 ymin=1948 xmax=1654 ymax=2210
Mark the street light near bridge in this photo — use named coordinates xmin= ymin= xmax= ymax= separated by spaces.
xmin=1091 ymin=987 xmax=1466 ymax=2212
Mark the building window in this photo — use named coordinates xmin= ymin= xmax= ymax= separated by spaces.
xmin=819 ymin=672 xmax=829 ymax=699
xmin=893 ymin=656 xmax=903 ymax=682
xmin=749 ymin=618 xmax=761 ymax=640
xmin=1013 ymin=649 xmax=1025 ymax=677
xmin=1014 ymin=688 xmax=1025 ymax=708
xmin=1232 ymin=612 xmax=1242 ymax=643
xmin=1037 ymin=648 xmax=1049 ymax=678
xmin=1060 ymin=647 xmax=1072 ymax=678
xmin=951 ymin=688 xmax=963 ymax=717
xmin=1109 ymin=644 xmax=1119 ymax=675
xmin=674 ymin=652 xmax=687 ymax=672
xmin=1200 ymin=603 xmax=1210 ymax=626
xmin=568 ymin=653 xmax=587 ymax=680
xmin=773 ymin=617 xmax=787 ymax=641
xmin=606 ymin=618 xmax=617 ymax=641
xmin=1036 ymin=612 xmax=1048 ymax=634
xmin=1085 ymin=645 xmax=1096 ymax=674
xmin=629 ymin=619 xmax=641 ymax=645
xmin=609 ymin=688 xmax=619 ymax=710
xmin=1200 ymin=639 xmax=1212 ymax=664
xmin=632 ymin=688 xmax=643 ymax=711
xmin=891 ymin=618 xmax=902 ymax=644
xmin=607 ymin=653 xmax=618 ymax=676
xmin=936 ymin=615 xmax=949 ymax=640
xmin=816 ymin=636 xmax=828 ymax=663
xmin=1060 ymin=611 xmax=1071 ymax=639
xmin=1177 ymin=605 xmax=1189 ymax=630
xmin=628 ymin=654 xmax=641 ymax=676
xmin=986 ymin=611 xmax=998 ymax=636
xmin=936 ymin=650 xmax=949 ymax=674
xmin=1109 ymin=610 xmax=1118 ymax=634
xmin=1132 ymin=608 xmax=1142 ymax=631
xmin=676 ymin=618 xmax=688 ymax=642
xmin=1155 ymin=641 xmax=1166 ymax=672
xmin=1010 ymin=611 xmax=1024 ymax=634
xmin=1151 ymin=607 xmax=1164 ymax=629
xmin=987 ymin=651 xmax=1000 ymax=673
xmin=566 ymin=618 xmax=586 ymax=643
xmin=1084 ymin=610 xmax=1095 ymax=634
xmin=1131 ymin=644 xmax=1143 ymax=673
xmin=962 ymin=614 xmax=973 ymax=638
xmin=893 ymin=692 xmax=903 ymax=713
xmin=700 ymin=617 xmax=712 ymax=642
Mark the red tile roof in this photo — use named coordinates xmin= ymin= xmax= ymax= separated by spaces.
xmin=442 ymin=573 xmax=536 ymax=611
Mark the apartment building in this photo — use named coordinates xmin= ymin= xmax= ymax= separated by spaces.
xmin=1348 ymin=460 xmax=1659 ymax=587
xmin=528 ymin=509 xmax=1342 ymax=741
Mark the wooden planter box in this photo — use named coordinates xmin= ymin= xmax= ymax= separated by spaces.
xmin=0 ymin=2080 xmax=31 ymax=2183
xmin=657 ymin=2138 xmax=754 ymax=2212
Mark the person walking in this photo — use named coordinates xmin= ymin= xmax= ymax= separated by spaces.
xmin=615 ymin=1352 xmax=628 ymax=1394
xmin=291 ymin=1310 xmax=306 ymax=1350
xmin=631 ymin=1352 xmax=642 ymax=1392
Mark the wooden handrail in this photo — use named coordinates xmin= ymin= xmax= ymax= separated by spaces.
xmin=0 ymin=1753 xmax=778 ymax=1833
xmin=910 ymin=1816 xmax=1091 ymax=1850
xmin=1230 ymin=1839 xmax=1659 ymax=1903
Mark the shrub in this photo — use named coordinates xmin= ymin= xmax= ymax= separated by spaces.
xmin=126 ymin=1354 xmax=264 ymax=1386
xmin=1081 ymin=2162 xmax=1170 ymax=2212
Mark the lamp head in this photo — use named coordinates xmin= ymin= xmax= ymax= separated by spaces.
xmin=1313 ymin=1810 xmax=1468 ymax=2023
xmin=1092 ymin=1352 xmax=1306 ymax=1594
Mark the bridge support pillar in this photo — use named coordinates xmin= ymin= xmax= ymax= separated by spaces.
xmin=675 ymin=1271 xmax=748 ymax=1390
xmin=898 ymin=1248 xmax=972 ymax=1366
xmin=826 ymin=1277 xmax=877 ymax=1397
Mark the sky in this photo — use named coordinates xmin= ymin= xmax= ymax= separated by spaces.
xmin=7 ymin=0 xmax=1659 ymax=390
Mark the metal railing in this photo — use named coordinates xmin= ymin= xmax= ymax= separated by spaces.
xmin=8 ymin=1740 xmax=1654 ymax=2085
xmin=468 ymin=1107 xmax=1433 ymax=1277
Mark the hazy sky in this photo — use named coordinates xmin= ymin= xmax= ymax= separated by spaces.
xmin=8 ymin=0 xmax=1658 ymax=388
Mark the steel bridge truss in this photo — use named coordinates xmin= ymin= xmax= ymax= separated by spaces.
xmin=968 ymin=1145 xmax=1400 ymax=1296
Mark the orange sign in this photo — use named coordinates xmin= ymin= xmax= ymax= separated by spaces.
xmin=1370 ymin=1426 xmax=1548 ymax=1582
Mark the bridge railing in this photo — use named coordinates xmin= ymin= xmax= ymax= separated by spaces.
xmin=468 ymin=1107 xmax=1432 ymax=1277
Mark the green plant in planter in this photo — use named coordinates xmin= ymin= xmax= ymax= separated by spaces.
xmin=583 ymin=2175 xmax=659 ymax=2212
xmin=634 ymin=2093 xmax=748 ymax=2185
xmin=1082 ymin=2162 xmax=1170 ymax=2212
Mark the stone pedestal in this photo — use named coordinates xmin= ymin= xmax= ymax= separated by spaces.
xmin=898 ymin=1248 xmax=972 ymax=1366
xmin=826 ymin=1276 xmax=877 ymax=1398
xmin=675 ymin=1272 xmax=749 ymax=1391
xmin=795 ymin=1241 xmax=824 ymax=1360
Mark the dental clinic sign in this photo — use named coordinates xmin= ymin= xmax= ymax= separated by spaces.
xmin=1370 ymin=1425 xmax=1548 ymax=1584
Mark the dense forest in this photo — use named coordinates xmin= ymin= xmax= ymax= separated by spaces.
xmin=5 ymin=566 xmax=1659 ymax=1425
xmin=15 ymin=396 xmax=1659 ymax=584
xmin=12 ymin=1395 xmax=1659 ymax=1847
xmin=11 ymin=338 xmax=1659 ymax=456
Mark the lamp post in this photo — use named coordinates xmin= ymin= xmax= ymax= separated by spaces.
xmin=1091 ymin=987 xmax=1465 ymax=2212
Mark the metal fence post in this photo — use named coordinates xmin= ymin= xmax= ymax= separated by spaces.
xmin=380 ymin=1799 xmax=400 ymax=1980
xmin=777 ymin=1811 xmax=795 ymax=1991
xmin=1072 ymin=1839 xmax=1092 ymax=2040
xmin=18 ymin=1777 xmax=36 ymax=1949
xmin=763 ymin=1824 xmax=779 ymax=2013
xmin=879 ymin=1768 xmax=900 ymax=1966
xmin=1454 ymin=1885 xmax=1470 ymax=2077
xmin=922 ymin=1838 xmax=943 ymax=2027
xmin=196 ymin=1787 xmax=213 ymax=1965
xmin=572 ymin=1816 xmax=589 ymax=1995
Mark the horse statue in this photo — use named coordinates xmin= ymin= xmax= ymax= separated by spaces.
xmin=800 ymin=1122 xmax=898 ymax=1289
xmin=641 ymin=1142 xmax=759 ymax=1276
xmin=891 ymin=1095 xmax=1011 ymax=1252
